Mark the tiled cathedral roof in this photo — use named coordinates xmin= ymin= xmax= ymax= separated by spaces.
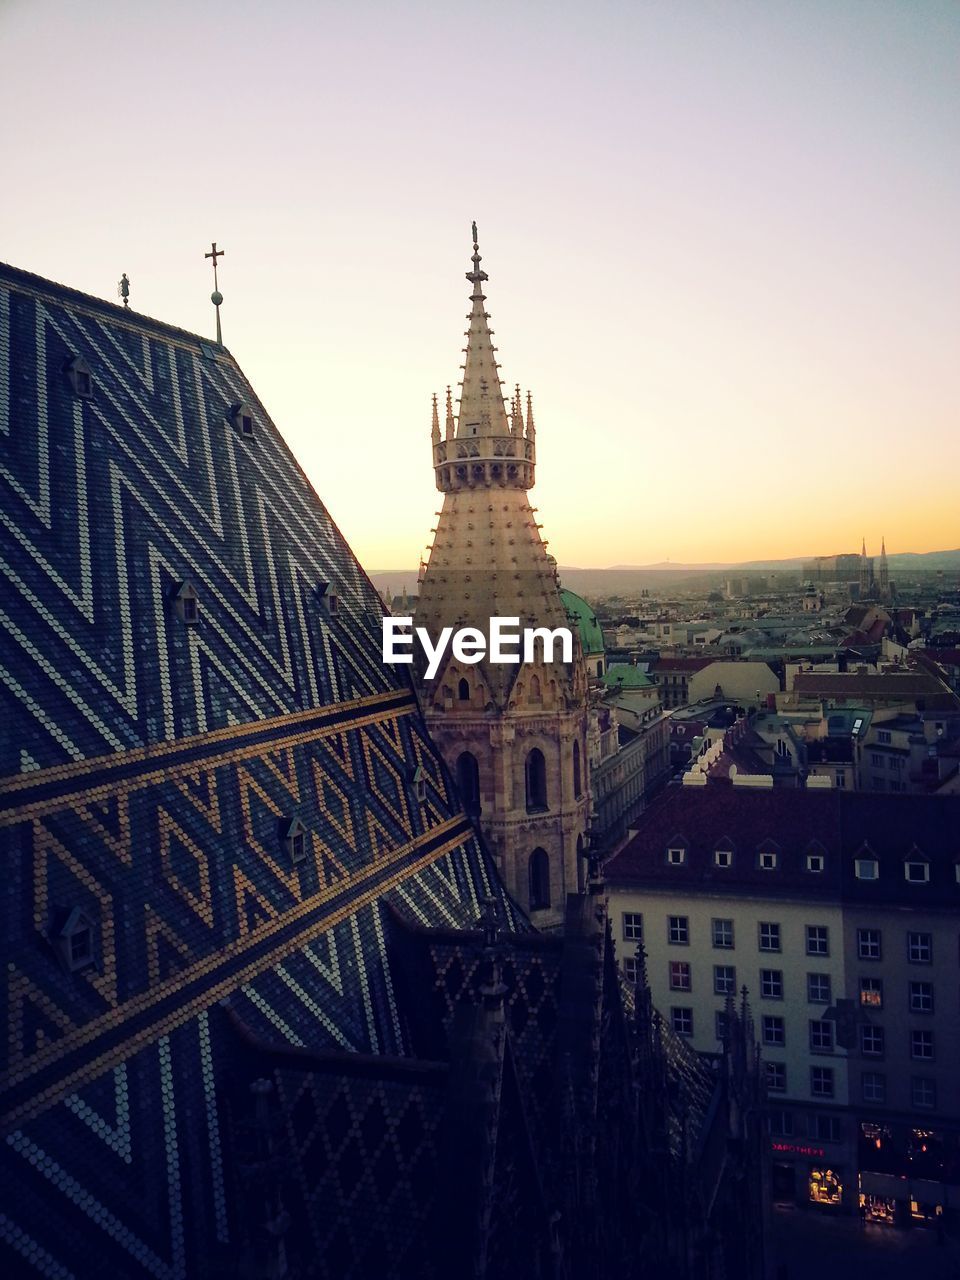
xmin=0 ymin=262 xmax=524 ymax=1278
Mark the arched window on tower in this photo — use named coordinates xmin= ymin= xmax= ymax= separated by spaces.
xmin=596 ymin=660 xmax=603 ymax=679
xmin=529 ymin=848 xmax=550 ymax=911
xmin=525 ymin=748 xmax=547 ymax=812
xmin=573 ymin=740 xmax=582 ymax=798
xmin=529 ymin=674 xmax=542 ymax=702
xmin=456 ymin=751 xmax=481 ymax=817
xmin=458 ymin=677 xmax=470 ymax=701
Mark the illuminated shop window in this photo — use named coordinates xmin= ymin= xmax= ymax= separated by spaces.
xmin=809 ymin=1167 xmax=843 ymax=1206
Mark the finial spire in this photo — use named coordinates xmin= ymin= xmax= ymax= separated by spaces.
xmin=117 ymin=272 xmax=130 ymax=309
xmin=445 ymin=385 xmax=455 ymax=439
xmin=205 ymin=241 xmax=225 ymax=344
xmin=458 ymin=223 xmax=509 ymax=436
xmin=511 ymin=383 xmax=524 ymax=436
xmin=525 ymin=390 xmax=536 ymax=439
xmin=431 ymin=393 xmax=440 ymax=445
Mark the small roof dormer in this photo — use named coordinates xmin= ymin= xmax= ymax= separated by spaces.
xmin=172 ymin=579 xmax=199 ymax=625
xmin=53 ymin=906 xmax=96 ymax=973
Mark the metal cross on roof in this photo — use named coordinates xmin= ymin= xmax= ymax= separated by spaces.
xmin=205 ymin=241 xmax=225 ymax=344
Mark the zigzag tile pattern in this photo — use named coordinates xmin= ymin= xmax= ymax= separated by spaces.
xmin=0 ymin=264 xmax=523 ymax=1279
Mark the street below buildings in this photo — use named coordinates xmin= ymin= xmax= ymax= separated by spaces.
xmin=769 ymin=1205 xmax=960 ymax=1280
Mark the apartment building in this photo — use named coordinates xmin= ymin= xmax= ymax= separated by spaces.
xmin=605 ymin=785 xmax=960 ymax=1225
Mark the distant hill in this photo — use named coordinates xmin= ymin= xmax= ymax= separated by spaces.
xmin=369 ymin=548 xmax=960 ymax=600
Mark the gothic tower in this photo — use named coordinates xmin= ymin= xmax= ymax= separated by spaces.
xmin=413 ymin=227 xmax=591 ymax=924
xmin=859 ymin=536 xmax=872 ymax=599
xmin=878 ymin=536 xmax=890 ymax=598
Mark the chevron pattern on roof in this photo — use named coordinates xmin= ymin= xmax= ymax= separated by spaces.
xmin=0 ymin=264 xmax=522 ymax=1279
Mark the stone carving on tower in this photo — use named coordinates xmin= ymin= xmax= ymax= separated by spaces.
xmin=413 ymin=228 xmax=591 ymax=924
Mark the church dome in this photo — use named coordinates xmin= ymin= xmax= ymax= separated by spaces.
xmin=560 ymin=587 xmax=605 ymax=657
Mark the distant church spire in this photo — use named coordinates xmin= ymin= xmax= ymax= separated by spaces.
xmin=879 ymin=536 xmax=890 ymax=596
xmin=859 ymin=536 xmax=871 ymax=598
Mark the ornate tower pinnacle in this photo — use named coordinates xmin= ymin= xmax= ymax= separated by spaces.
xmin=879 ymin=536 xmax=890 ymax=595
xmin=431 ymin=393 xmax=441 ymax=446
xmin=430 ymin=226 xmax=536 ymax=492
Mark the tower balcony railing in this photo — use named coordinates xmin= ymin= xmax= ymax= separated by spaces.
xmin=433 ymin=435 xmax=535 ymax=466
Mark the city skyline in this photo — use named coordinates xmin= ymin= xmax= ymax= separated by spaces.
xmin=2 ymin=0 xmax=957 ymax=570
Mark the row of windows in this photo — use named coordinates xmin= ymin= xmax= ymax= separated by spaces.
xmin=766 ymin=1101 xmax=843 ymax=1142
xmin=658 ymin=844 xmax=953 ymax=884
xmin=772 ymin=1071 xmax=938 ymax=1112
xmin=626 ymin=914 xmax=829 ymax=954
xmin=859 ymin=977 xmax=936 ymax=1011
xmin=857 ymin=928 xmax=936 ymax=963
xmin=624 ymin=915 xmax=949 ymax=965
xmin=860 ymin=1073 xmax=937 ymax=1107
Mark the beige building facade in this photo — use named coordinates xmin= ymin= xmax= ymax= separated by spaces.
xmin=605 ymin=787 xmax=960 ymax=1225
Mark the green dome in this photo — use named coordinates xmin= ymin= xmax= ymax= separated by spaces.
xmin=560 ymin=587 xmax=605 ymax=656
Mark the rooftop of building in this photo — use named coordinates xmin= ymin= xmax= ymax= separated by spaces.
xmin=602 ymin=662 xmax=655 ymax=690
xmin=605 ymin=786 xmax=960 ymax=907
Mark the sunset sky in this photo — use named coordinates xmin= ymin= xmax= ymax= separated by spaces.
xmin=1 ymin=0 xmax=957 ymax=569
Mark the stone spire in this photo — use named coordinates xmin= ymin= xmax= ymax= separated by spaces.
xmin=445 ymin=386 xmax=455 ymax=440
xmin=429 ymin=227 xmax=536 ymax=493
xmin=879 ymin=536 xmax=890 ymax=596
xmin=458 ymin=224 xmax=510 ymax=438
xmin=431 ymin=393 xmax=441 ymax=446
xmin=859 ymin=536 xmax=871 ymax=598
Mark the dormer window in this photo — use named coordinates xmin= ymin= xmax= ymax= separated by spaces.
xmin=281 ymin=817 xmax=308 ymax=866
xmin=757 ymin=841 xmax=779 ymax=871
xmin=904 ymin=855 xmax=930 ymax=884
xmin=855 ymin=857 xmax=879 ymax=881
xmin=714 ymin=847 xmax=733 ymax=869
xmin=53 ymin=907 xmax=96 ymax=973
xmin=172 ymin=580 xmax=199 ymax=625
xmin=806 ymin=847 xmax=826 ymax=874
xmin=667 ymin=846 xmax=686 ymax=866
xmin=229 ymin=402 xmax=255 ymax=437
xmin=317 ymin=581 xmax=339 ymax=616
xmin=65 ymin=355 xmax=93 ymax=399
xmin=408 ymin=766 xmax=427 ymax=803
